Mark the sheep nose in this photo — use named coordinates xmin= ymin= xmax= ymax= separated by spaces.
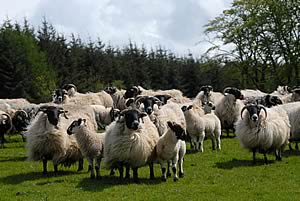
xmin=146 ymin=107 xmax=152 ymax=114
xmin=132 ymin=121 xmax=139 ymax=130
xmin=58 ymin=97 xmax=62 ymax=102
xmin=252 ymin=115 xmax=258 ymax=121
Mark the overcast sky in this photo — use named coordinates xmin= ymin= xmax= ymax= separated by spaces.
xmin=0 ymin=0 xmax=233 ymax=57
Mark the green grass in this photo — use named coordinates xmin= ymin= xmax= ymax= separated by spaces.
xmin=1 ymin=135 xmax=300 ymax=201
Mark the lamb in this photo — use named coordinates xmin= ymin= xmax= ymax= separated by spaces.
xmin=90 ymin=105 xmax=120 ymax=129
xmin=214 ymin=87 xmax=244 ymax=137
xmin=182 ymin=104 xmax=221 ymax=152
xmin=156 ymin=121 xmax=186 ymax=182
xmin=0 ymin=110 xmax=12 ymax=148
xmin=104 ymin=108 xmax=159 ymax=182
xmin=67 ymin=118 xmax=105 ymax=179
xmin=235 ymin=104 xmax=290 ymax=163
xmin=25 ymin=106 xmax=85 ymax=174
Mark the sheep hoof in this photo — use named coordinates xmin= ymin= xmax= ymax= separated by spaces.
xmin=179 ymin=172 xmax=184 ymax=178
xmin=167 ymin=172 xmax=171 ymax=177
xmin=161 ymin=176 xmax=167 ymax=182
xmin=173 ymin=177 xmax=178 ymax=182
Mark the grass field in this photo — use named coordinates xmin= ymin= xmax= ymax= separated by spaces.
xmin=1 ymin=135 xmax=300 ymax=201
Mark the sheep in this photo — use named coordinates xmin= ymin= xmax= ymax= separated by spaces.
xmin=0 ymin=98 xmax=31 ymax=109
xmin=0 ymin=110 xmax=12 ymax=148
xmin=104 ymin=86 xmax=127 ymax=110
xmin=277 ymin=102 xmax=300 ymax=150
xmin=25 ymin=105 xmax=87 ymax=174
xmin=62 ymin=83 xmax=77 ymax=97
xmin=270 ymin=86 xmax=293 ymax=103
xmin=181 ymin=104 xmax=221 ymax=152
xmin=90 ymin=105 xmax=120 ymax=129
xmin=244 ymin=94 xmax=283 ymax=108
xmin=53 ymin=87 xmax=114 ymax=108
xmin=291 ymin=88 xmax=300 ymax=102
xmin=156 ymin=121 xmax=186 ymax=182
xmin=194 ymin=85 xmax=223 ymax=106
xmin=214 ymin=87 xmax=244 ymax=137
xmin=104 ymin=108 xmax=159 ymax=182
xmin=11 ymin=110 xmax=30 ymax=141
xmin=241 ymin=89 xmax=267 ymax=98
xmin=235 ymin=104 xmax=290 ymax=163
xmin=67 ymin=118 xmax=105 ymax=179
xmin=202 ymin=101 xmax=216 ymax=114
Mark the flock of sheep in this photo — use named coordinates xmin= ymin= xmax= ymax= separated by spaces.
xmin=1 ymin=83 xmax=300 ymax=182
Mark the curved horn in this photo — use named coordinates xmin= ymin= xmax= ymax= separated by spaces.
xmin=134 ymin=96 xmax=147 ymax=105
xmin=2 ymin=113 xmax=10 ymax=120
xmin=223 ymin=87 xmax=231 ymax=94
xmin=63 ymin=83 xmax=77 ymax=92
xmin=240 ymin=105 xmax=248 ymax=120
xmin=58 ymin=108 xmax=69 ymax=119
xmin=258 ymin=105 xmax=267 ymax=119
xmin=35 ymin=106 xmax=47 ymax=116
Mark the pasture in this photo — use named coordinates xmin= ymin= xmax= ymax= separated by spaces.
xmin=0 ymin=135 xmax=300 ymax=201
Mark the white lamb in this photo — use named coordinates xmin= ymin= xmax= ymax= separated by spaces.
xmin=182 ymin=104 xmax=221 ymax=152
xmin=67 ymin=118 xmax=105 ymax=179
xmin=235 ymin=104 xmax=290 ymax=163
xmin=156 ymin=121 xmax=186 ymax=182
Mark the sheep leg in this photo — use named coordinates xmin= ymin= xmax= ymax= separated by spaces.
xmin=132 ymin=167 xmax=139 ymax=183
xmin=252 ymin=149 xmax=256 ymax=164
xmin=118 ymin=164 xmax=124 ymax=179
xmin=125 ymin=164 xmax=130 ymax=179
xmin=95 ymin=157 xmax=101 ymax=179
xmin=42 ymin=159 xmax=48 ymax=175
xmin=77 ymin=158 xmax=84 ymax=172
xmin=88 ymin=158 xmax=95 ymax=179
xmin=149 ymin=162 xmax=155 ymax=180
xmin=216 ymin=135 xmax=221 ymax=151
xmin=0 ymin=133 xmax=4 ymax=148
xmin=178 ymin=157 xmax=184 ymax=178
xmin=167 ymin=161 xmax=171 ymax=177
xmin=110 ymin=168 xmax=115 ymax=176
xmin=172 ymin=158 xmax=178 ymax=182
xmin=263 ymin=152 xmax=268 ymax=164
xmin=226 ymin=128 xmax=230 ymax=137
xmin=160 ymin=162 xmax=167 ymax=181
xmin=199 ymin=131 xmax=205 ymax=152
xmin=211 ymin=134 xmax=216 ymax=151
xmin=296 ymin=143 xmax=299 ymax=150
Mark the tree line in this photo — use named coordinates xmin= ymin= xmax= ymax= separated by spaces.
xmin=0 ymin=0 xmax=298 ymax=103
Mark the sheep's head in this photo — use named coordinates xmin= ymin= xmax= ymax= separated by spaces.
xmin=0 ymin=113 xmax=10 ymax=126
xmin=135 ymin=96 xmax=163 ymax=115
xmin=120 ymin=109 xmax=147 ymax=130
xmin=154 ymin=95 xmax=172 ymax=105
xmin=264 ymin=95 xmax=282 ymax=108
xmin=62 ymin=83 xmax=77 ymax=92
xmin=181 ymin=105 xmax=193 ymax=112
xmin=202 ymin=101 xmax=215 ymax=113
xmin=167 ymin=121 xmax=186 ymax=141
xmin=241 ymin=104 xmax=267 ymax=122
xmin=104 ymin=86 xmax=117 ymax=95
xmin=12 ymin=110 xmax=30 ymax=132
xmin=199 ymin=85 xmax=213 ymax=95
xmin=37 ymin=106 xmax=68 ymax=128
xmin=123 ymin=86 xmax=141 ymax=99
xmin=110 ymin=107 xmax=120 ymax=122
xmin=67 ymin=118 xmax=86 ymax=135
xmin=52 ymin=89 xmax=68 ymax=104
xmin=223 ymin=87 xmax=244 ymax=100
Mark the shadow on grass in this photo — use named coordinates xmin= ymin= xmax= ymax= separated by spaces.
xmin=214 ymin=158 xmax=274 ymax=170
xmin=77 ymin=175 xmax=163 ymax=192
xmin=0 ymin=170 xmax=80 ymax=185
xmin=0 ymin=156 xmax=27 ymax=162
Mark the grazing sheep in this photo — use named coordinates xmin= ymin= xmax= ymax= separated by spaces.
xmin=235 ymin=104 xmax=290 ymax=163
xmin=214 ymin=87 xmax=244 ymax=137
xmin=104 ymin=108 xmax=159 ymax=182
xmin=182 ymin=104 xmax=221 ymax=152
xmin=67 ymin=118 xmax=105 ymax=179
xmin=26 ymin=106 xmax=84 ymax=174
xmin=0 ymin=111 xmax=12 ymax=148
xmin=156 ymin=121 xmax=186 ymax=182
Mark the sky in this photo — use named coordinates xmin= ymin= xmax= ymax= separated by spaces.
xmin=0 ymin=0 xmax=233 ymax=57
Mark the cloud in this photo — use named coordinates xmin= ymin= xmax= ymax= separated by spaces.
xmin=0 ymin=0 xmax=233 ymax=56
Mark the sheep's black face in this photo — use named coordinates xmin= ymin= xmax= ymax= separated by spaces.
xmin=67 ymin=119 xmax=82 ymax=135
xmin=154 ymin=95 xmax=171 ymax=105
xmin=122 ymin=110 xmax=147 ymax=130
xmin=39 ymin=106 xmax=67 ymax=127
xmin=181 ymin=105 xmax=193 ymax=112
xmin=265 ymin=95 xmax=282 ymax=107
xmin=224 ymin=87 xmax=244 ymax=100
xmin=200 ymin=85 xmax=213 ymax=95
xmin=12 ymin=110 xmax=30 ymax=132
xmin=52 ymin=89 xmax=67 ymax=104
xmin=167 ymin=121 xmax=186 ymax=141
xmin=241 ymin=104 xmax=267 ymax=122
xmin=104 ymin=86 xmax=117 ymax=95
xmin=124 ymin=86 xmax=141 ymax=99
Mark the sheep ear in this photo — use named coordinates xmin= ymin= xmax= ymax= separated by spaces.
xmin=140 ymin=112 xmax=147 ymax=118
xmin=167 ymin=121 xmax=174 ymax=129
xmin=181 ymin=106 xmax=187 ymax=111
